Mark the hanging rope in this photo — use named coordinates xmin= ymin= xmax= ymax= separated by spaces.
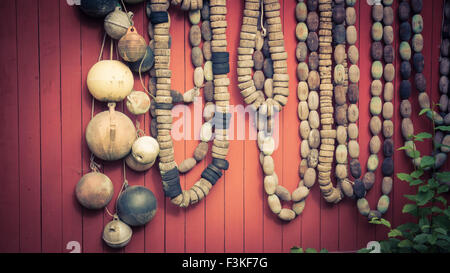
xmin=89 ymin=32 xmax=108 ymax=173
xmin=138 ymin=49 xmax=156 ymax=100
xmin=104 ymin=160 xmax=129 ymax=218
xmin=135 ymin=120 xmax=145 ymax=138
xmin=260 ymin=0 xmax=267 ymax=37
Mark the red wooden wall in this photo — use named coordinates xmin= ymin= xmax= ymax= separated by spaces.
xmin=0 ymin=0 xmax=447 ymax=253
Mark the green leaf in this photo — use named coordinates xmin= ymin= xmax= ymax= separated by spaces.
xmin=431 ymin=206 xmax=443 ymax=214
xmin=414 ymin=234 xmax=429 ymax=244
xmin=420 ymin=156 xmax=435 ymax=169
xmin=418 ymin=207 xmax=432 ymax=217
xmin=419 ymin=218 xmax=431 ymax=231
xmin=305 ymin=248 xmax=318 ymax=253
xmin=419 ymin=108 xmax=431 ymax=116
xmin=397 ymin=146 xmax=410 ymax=151
xmin=435 ymin=125 xmax=450 ymax=132
xmin=411 ymin=170 xmax=424 ymax=179
xmin=436 ymin=240 xmax=450 ymax=248
xmin=404 ymin=194 xmax=417 ymax=202
xmin=437 ymin=185 xmax=449 ymax=194
xmin=416 ymin=190 xmax=434 ymax=206
xmin=398 ymin=240 xmax=413 ymax=248
xmin=412 ymin=244 xmax=428 ymax=253
xmin=397 ymin=223 xmax=419 ymax=233
xmin=434 ymin=228 xmax=447 ymax=235
xmin=356 ymin=248 xmax=372 ymax=253
xmin=435 ymin=196 xmax=448 ymax=205
xmin=410 ymin=179 xmax=423 ymax=186
xmin=428 ymin=233 xmax=438 ymax=245
xmin=402 ymin=204 xmax=417 ymax=214
xmin=397 ymin=173 xmax=413 ymax=182
xmin=319 ymin=249 xmax=329 ymax=253
xmin=410 ymin=150 xmax=421 ymax=159
xmin=290 ymin=247 xmax=304 ymax=253
xmin=388 ymin=229 xmax=403 ymax=238
xmin=380 ymin=218 xmax=391 ymax=229
xmin=436 ymin=172 xmax=450 ymax=182
xmin=428 ymin=178 xmax=440 ymax=189
xmin=414 ymin=132 xmax=433 ymax=141
xmin=418 ymin=185 xmax=430 ymax=193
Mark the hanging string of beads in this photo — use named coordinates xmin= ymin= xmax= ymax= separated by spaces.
xmin=332 ymin=0 xmax=349 ymax=201
xmin=317 ymin=0 xmax=342 ymax=203
xmin=150 ymin=0 xmax=231 ymax=208
xmin=237 ymin=0 xmax=310 ymax=222
xmin=296 ymin=0 xmax=319 ymax=206
xmin=351 ymin=0 xmax=394 ymax=219
xmin=436 ymin=0 xmax=450 ymax=161
xmin=398 ymin=0 xmax=437 ymax=169
xmin=340 ymin=0 xmax=359 ymax=199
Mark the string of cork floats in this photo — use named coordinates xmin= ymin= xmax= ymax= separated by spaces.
xmin=397 ymin=0 xmax=449 ymax=170
xmin=333 ymin=0 xmax=350 ymax=203
xmin=150 ymin=0 xmax=232 ymax=208
xmin=435 ymin=0 xmax=450 ymax=165
xmin=237 ymin=0 xmax=306 ymax=222
xmin=351 ymin=0 xmax=394 ymax=219
xmin=296 ymin=0 xmax=320 ymax=219
xmin=317 ymin=0 xmax=343 ymax=204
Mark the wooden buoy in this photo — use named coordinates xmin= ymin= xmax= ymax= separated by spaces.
xmin=80 ymin=0 xmax=118 ymax=18
xmin=86 ymin=103 xmax=136 ymax=161
xmin=87 ymin=60 xmax=134 ymax=102
xmin=104 ymin=7 xmax=134 ymax=40
xmin=118 ymin=26 xmax=147 ymax=62
xmin=76 ymin=172 xmax=114 ymax=209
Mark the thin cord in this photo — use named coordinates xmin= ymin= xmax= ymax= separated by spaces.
xmin=260 ymin=0 xmax=267 ymax=37
xmin=139 ymin=50 xmax=156 ymax=100
xmin=98 ymin=32 xmax=107 ymax=62
xmin=89 ymin=32 xmax=108 ymax=173
xmin=110 ymin=36 xmax=113 ymax=61
xmin=120 ymin=0 xmax=134 ymax=26
xmin=104 ymin=161 xmax=129 ymax=218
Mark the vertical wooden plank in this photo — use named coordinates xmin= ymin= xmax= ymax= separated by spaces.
xmin=165 ymin=6 xmax=186 ymax=253
xmin=80 ymin=12 xmax=106 ymax=253
xmin=300 ymin=0 xmax=321 ymax=245
xmin=282 ymin=0 xmax=302 ymax=253
xmin=242 ymin=0 xmax=262 ymax=252
xmin=374 ymin=0 xmax=397 ymax=243
xmin=60 ymin=0 xmax=83 ymax=252
xmin=0 ymin=0 xmax=19 ymax=253
xmin=263 ymin=0 xmax=284 ymax=253
xmin=430 ymin=0 xmax=448 ymax=175
xmin=320 ymin=0 xmax=340 ymax=252
xmin=356 ymin=0 xmax=375 ymax=249
xmin=224 ymin=0 xmax=245 ymax=253
xmin=338 ymin=0 xmax=360 ymax=252
xmin=16 ymin=0 xmax=41 ymax=253
xmin=185 ymin=7 xmax=206 ymax=253
xmin=144 ymin=3 xmax=165 ymax=255
xmin=122 ymin=1 xmax=146 ymax=254
xmin=39 ymin=0 xmax=63 ymax=252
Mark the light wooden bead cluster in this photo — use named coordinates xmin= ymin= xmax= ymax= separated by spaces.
xmin=436 ymin=0 xmax=450 ymax=163
xmin=238 ymin=0 xmax=307 ymax=222
xmin=333 ymin=0 xmax=350 ymax=199
xmin=399 ymin=0 xmax=449 ymax=171
xmin=177 ymin=1 xmax=215 ymax=174
xmin=171 ymin=0 xmax=204 ymax=11
xmin=317 ymin=0 xmax=342 ymax=204
xmin=150 ymin=0 xmax=231 ymax=208
xmin=296 ymin=0 xmax=319 ymax=217
xmin=338 ymin=0 xmax=357 ymax=199
xmin=398 ymin=0 xmax=424 ymax=167
xmin=352 ymin=0 xmax=393 ymax=219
